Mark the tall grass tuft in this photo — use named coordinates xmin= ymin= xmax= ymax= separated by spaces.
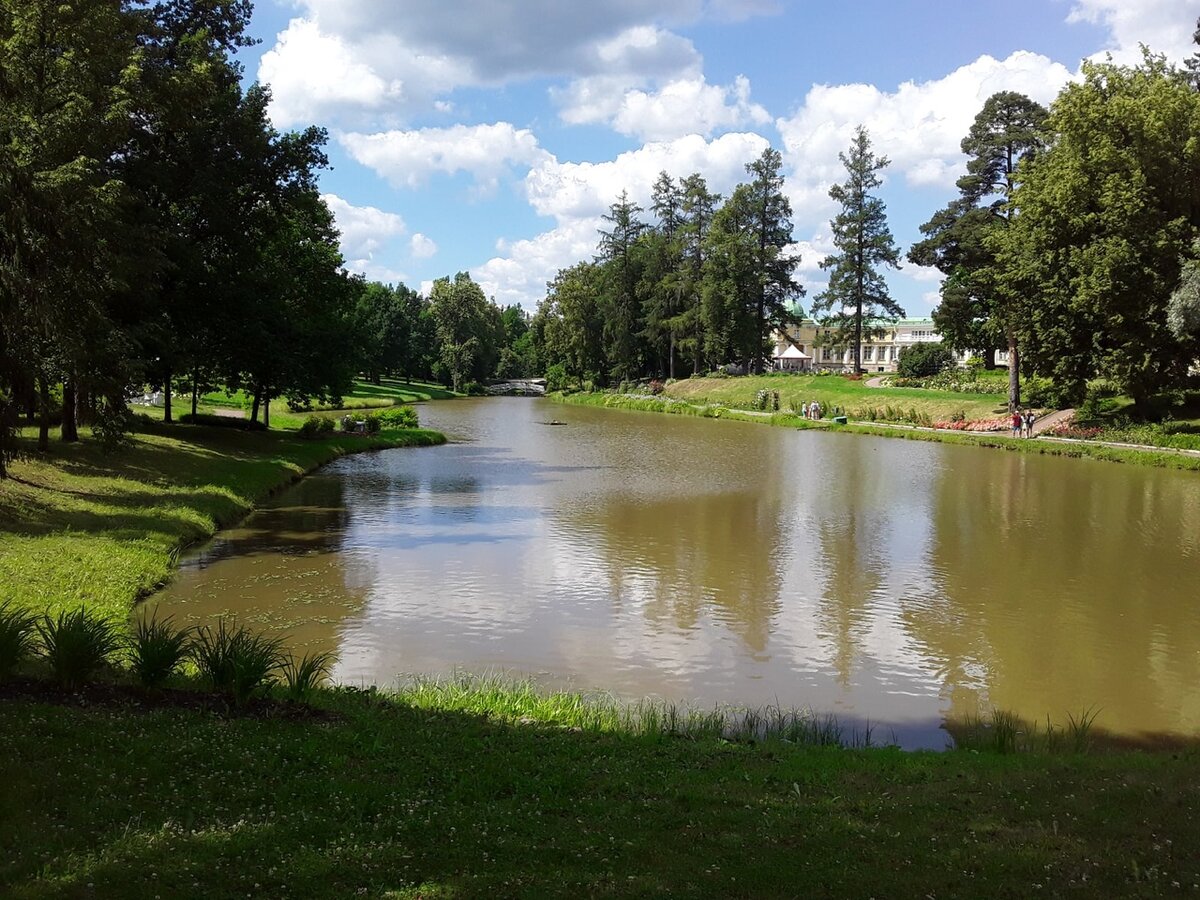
xmin=1066 ymin=707 xmax=1100 ymax=754
xmin=36 ymin=608 xmax=123 ymax=689
xmin=129 ymin=614 xmax=193 ymax=688
xmin=191 ymin=620 xmax=284 ymax=704
xmin=0 ymin=602 xmax=38 ymax=678
xmin=281 ymin=650 xmax=336 ymax=702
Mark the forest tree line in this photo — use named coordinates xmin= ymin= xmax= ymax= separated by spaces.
xmin=5 ymin=4 xmax=1200 ymax=483
xmin=0 ymin=0 xmax=535 ymax=478
xmin=532 ymin=26 xmax=1200 ymax=413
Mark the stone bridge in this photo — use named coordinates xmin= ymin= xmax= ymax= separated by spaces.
xmin=484 ymin=379 xmax=547 ymax=396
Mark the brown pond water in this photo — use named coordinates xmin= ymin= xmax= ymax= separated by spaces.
xmin=154 ymin=397 xmax=1200 ymax=748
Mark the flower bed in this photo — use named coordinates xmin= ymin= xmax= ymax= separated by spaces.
xmin=933 ymin=417 xmax=1010 ymax=432
xmin=1046 ymin=422 xmax=1105 ymax=440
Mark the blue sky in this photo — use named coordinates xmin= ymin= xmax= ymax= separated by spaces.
xmin=238 ymin=0 xmax=1199 ymax=313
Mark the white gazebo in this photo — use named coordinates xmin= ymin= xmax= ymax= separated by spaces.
xmin=773 ymin=344 xmax=812 ymax=372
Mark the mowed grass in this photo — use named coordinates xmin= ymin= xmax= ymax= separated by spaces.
xmin=200 ymin=377 xmax=460 ymax=414
xmin=2 ymin=681 xmax=1199 ymax=898
xmin=666 ymin=374 xmax=1007 ymax=421
xmin=0 ymin=421 xmax=445 ymax=621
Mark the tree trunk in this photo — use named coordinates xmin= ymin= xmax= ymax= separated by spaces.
xmin=250 ymin=388 xmax=261 ymax=424
xmin=37 ymin=377 xmax=50 ymax=452
xmin=854 ymin=299 xmax=863 ymax=374
xmin=669 ymin=331 xmax=676 ymax=380
xmin=983 ymin=347 xmax=997 ymax=370
xmin=163 ymin=370 xmax=172 ymax=424
xmin=1007 ymin=333 xmax=1020 ymax=411
xmin=61 ymin=378 xmax=78 ymax=443
xmin=371 ymin=371 xmax=381 ymax=385
xmin=262 ymin=393 xmax=270 ymax=429
xmin=0 ymin=393 xmax=9 ymax=479
xmin=191 ymin=372 xmax=199 ymax=418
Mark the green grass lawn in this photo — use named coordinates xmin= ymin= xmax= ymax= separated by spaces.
xmin=666 ymin=374 xmax=1008 ymax=422
xmin=1 ymin=679 xmax=1198 ymax=898
xmin=0 ymin=421 xmax=445 ymax=621
xmin=199 ymin=378 xmax=459 ymax=415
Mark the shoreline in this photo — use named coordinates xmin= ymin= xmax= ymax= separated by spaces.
xmin=0 ymin=421 xmax=447 ymax=621
xmin=549 ymin=390 xmax=1200 ymax=472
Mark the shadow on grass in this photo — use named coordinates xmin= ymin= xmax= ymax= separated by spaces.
xmin=2 ymin=687 xmax=1200 ymax=898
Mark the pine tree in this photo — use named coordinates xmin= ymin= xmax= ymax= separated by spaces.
xmin=812 ymin=126 xmax=903 ymax=373
xmin=743 ymin=148 xmax=802 ymax=373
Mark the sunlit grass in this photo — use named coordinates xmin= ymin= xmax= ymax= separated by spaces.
xmin=2 ymin=678 xmax=1198 ymax=898
xmin=665 ymin=374 xmax=1005 ymax=421
xmin=0 ymin=420 xmax=445 ymax=621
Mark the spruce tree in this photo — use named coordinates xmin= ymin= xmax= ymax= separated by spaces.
xmin=811 ymin=126 xmax=903 ymax=373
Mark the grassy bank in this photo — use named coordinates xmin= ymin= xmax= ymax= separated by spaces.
xmin=196 ymin=377 xmax=461 ymax=424
xmin=552 ymin=391 xmax=1200 ymax=472
xmin=2 ymin=676 xmax=1198 ymax=898
xmin=0 ymin=421 xmax=446 ymax=620
xmin=665 ymin=373 xmax=1006 ymax=421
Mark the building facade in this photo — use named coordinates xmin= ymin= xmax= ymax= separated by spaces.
xmin=773 ymin=318 xmax=986 ymax=374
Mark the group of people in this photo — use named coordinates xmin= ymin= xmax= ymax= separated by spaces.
xmin=1010 ymin=409 xmax=1037 ymax=438
xmin=800 ymin=400 xmax=822 ymax=420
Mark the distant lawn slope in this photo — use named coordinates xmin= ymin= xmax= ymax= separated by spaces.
xmin=0 ymin=422 xmax=445 ymax=620
xmin=200 ymin=377 xmax=459 ymax=414
xmin=665 ymin=374 xmax=1006 ymax=421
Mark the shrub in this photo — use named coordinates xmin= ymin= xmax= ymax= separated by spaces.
xmin=129 ymin=614 xmax=192 ymax=688
xmin=36 ymin=608 xmax=123 ymax=688
xmin=647 ymin=379 xmax=665 ymax=395
xmin=298 ymin=414 xmax=324 ymax=438
xmin=897 ymin=342 xmax=955 ymax=378
xmin=463 ymin=381 xmax=488 ymax=396
xmin=0 ymin=602 xmax=38 ymax=678
xmin=281 ymin=650 xmax=337 ymax=702
xmin=376 ymin=405 xmax=419 ymax=429
xmin=191 ymin=620 xmax=285 ymax=703
xmin=319 ymin=415 xmax=335 ymax=434
xmin=544 ymin=363 xmax=570 ymax=393
xmin=362 ymin=413 xmax=382 ymax=435
xmin=179 ymin=413 xmax=267 ymax=431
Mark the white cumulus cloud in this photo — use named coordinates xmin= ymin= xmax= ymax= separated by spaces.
xmin=776 ymin=51 xmax=1075 ymax=228
xmin=340 ymin=123 xmax=552 ymax=190
xmin=1068 ymin=0 xmax=1199 ymax=63
xmin=410 ymin=233 xmax=438 ymax=259
xmin=321 ymin=193 xmax=408 ymax=282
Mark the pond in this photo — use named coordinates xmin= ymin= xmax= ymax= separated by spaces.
xmin=155 ymin=398 xmax=1200 ymax=748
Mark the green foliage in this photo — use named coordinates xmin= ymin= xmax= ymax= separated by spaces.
xmin=0 ymin=602 xmax=38 ymax=678
xmin=281 ymin=650 xmax=337 ymax=702
xmin=191 ymin=620 xmax=285 ymax=704
xmin=544 ymin=363 xmax=570 ymax=393
xmin=1000 ymin=56 xmax=1200 ymax=411
xmin=128 ymin=614 xmax=192 ymax=688
xmin=811 ymin=126 xmax=904 ymax=369
xmin=897 ymin=342 xmax=955 ymax=378
xmin=298 ymin=415 xmax=325 ymax=438
xmin=375 ymin=405 xmax=419 ymax=429
xmin=36 ymin=608 xmax=122 ymax=688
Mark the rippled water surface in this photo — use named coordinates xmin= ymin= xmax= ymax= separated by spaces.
xmin=156 ymin=398 xmax=1200 ymax=747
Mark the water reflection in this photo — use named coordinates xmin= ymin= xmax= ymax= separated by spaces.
xmin=155 ymin=398 xmax=1200 ymax=747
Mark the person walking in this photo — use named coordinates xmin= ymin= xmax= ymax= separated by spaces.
xmin=1024 ymin=409 xmax=1036 ymax=438
xmin=1011 ymin=409 xmax=1022 ymax=438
